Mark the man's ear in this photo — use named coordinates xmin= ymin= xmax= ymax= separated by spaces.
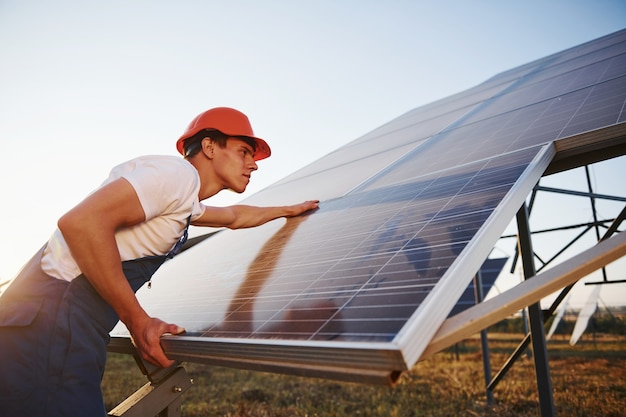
xmin=201 ymin=137 xmax=214 ymax=159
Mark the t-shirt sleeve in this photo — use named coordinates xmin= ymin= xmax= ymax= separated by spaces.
xmin=111 ymin=157 xmax=200 ymax=221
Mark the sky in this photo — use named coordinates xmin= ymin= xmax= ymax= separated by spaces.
xmin=0 ymin=1 xmax=624 ymax=309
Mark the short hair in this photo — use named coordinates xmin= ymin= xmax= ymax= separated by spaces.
xmin=182 ymin=129 xmax=257 ymax=159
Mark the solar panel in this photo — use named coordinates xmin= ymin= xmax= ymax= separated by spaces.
xmin=110 ymin=29 xmax=626 ymax=384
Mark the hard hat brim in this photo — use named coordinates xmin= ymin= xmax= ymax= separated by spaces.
xmin=176 ymin=130 xmax=271 ymax=161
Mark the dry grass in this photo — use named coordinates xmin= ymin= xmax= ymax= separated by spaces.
xmin=102 ymin=334 xmax=625 ymax=416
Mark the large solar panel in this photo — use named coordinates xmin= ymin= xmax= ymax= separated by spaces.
xmin=110 ymin=30 xmax=626 ymax=384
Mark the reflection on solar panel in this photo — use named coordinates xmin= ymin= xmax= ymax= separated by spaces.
xmin=110 ymin=30 xmax=626 ymax=384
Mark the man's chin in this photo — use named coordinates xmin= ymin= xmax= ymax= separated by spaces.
xmin=226 ymin=186 xmax=246 ymax=194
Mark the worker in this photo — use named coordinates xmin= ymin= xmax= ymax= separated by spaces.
xmin=0 ymin=107 xmax=319 ymax=417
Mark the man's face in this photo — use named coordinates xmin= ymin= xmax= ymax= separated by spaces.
xmin=212 ymin=138 xmax=258 ymax=193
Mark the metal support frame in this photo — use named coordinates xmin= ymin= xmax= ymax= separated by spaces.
xmin=489 ymin=166 xmax=626 ymax=390
xmin=486 ymin=204 xmax=625 ymax=397
xmin=516 ymin=203 xmax=556 ymax=417
xmin=473 ymin=271 xmax=494 ymax=405
xmin=108 ymin=355 xmax=193 ymax=417
xmin=483 ymin=160 xmax=625 ymax=415
xmin=586 ymin=204 xmax=626 ymax=285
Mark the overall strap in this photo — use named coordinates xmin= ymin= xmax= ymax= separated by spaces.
xmin=166 ymin=214 xmax=192 ymax=259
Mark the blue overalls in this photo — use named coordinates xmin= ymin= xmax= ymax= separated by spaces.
xmin=0 ymin=217 xmax=189 ymax=417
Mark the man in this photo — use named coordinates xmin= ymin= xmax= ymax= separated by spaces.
xmin=0 ymin=107 xmax=319 ymax=416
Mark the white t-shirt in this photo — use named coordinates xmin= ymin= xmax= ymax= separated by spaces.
xmin=41 ymin=155 xmax=205 ymax=281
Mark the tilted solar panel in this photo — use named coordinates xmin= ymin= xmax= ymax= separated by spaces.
xmin=110 ymin=29 xmax=626 ymax=384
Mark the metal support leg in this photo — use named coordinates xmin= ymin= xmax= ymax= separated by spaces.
xmin=516 ymin=204 xmax=556 ymax=417
xmin=474 ymin=272 xmax=494 ymax=405
xmin=108 ymin=354 xmax=193 ymax=417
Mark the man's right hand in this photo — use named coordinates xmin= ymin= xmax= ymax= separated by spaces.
xmin=129 ymin=316 xmax=185 ymax=368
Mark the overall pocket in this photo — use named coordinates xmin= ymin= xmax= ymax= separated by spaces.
xmin=0 ymin=297 xmax=45 ymax=400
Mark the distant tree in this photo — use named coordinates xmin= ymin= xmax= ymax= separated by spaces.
xmin=487 ymin=311 xmax=624 ymax=336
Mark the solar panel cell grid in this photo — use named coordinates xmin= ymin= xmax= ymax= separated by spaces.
xmin=119 ymin=140 xmax=543 ymax=344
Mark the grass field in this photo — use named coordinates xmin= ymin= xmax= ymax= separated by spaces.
xmin=102 ymin=333 xmax=625 ymax=416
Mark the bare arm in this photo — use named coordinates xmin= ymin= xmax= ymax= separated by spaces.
xmin=57 ymin=178 xmax=183 ymax=367
xmin=192 ymin=200 xmax=319 ymax=229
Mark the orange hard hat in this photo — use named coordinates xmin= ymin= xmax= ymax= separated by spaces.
xmin=176 ymin=107 xmax=271 ymax=161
